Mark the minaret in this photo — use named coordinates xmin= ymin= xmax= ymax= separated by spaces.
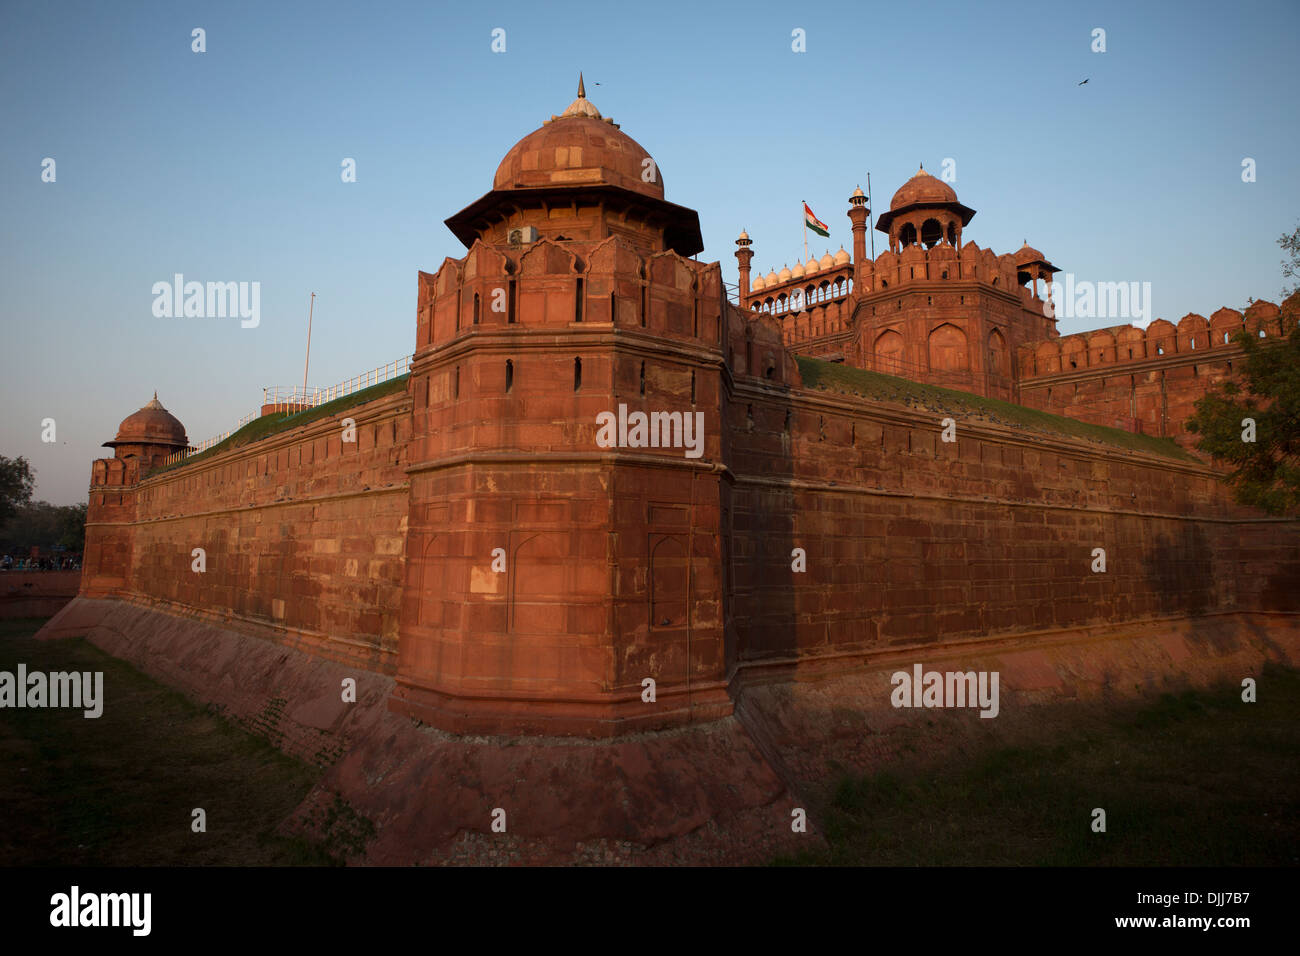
xmin=735 ymin=229 xmax=753 ymax=306
xmin=847 ymin=186 xmax=869 ymax=284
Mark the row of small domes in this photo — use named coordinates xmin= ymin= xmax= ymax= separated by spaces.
xmin=751 ymin=248 xmax=851 ymax=290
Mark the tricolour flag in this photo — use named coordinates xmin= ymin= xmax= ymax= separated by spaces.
xmin=804 ymin=202 xmax=830 ymax=238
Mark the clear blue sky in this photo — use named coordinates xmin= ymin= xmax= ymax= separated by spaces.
xmin=2 ymin=0 xmax=1297 ymax=505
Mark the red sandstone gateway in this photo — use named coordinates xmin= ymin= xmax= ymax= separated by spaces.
xmin=75 ymin=81 xmax=1300 ymax=743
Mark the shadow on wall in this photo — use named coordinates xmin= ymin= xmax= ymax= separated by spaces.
xmin=1261 ymin=557 xmax=1300 ymax=613
xmin=729 ymin=388 xmax=800 ymax=668
xmin=1142 ymin=525 xmax=1213 ymax=618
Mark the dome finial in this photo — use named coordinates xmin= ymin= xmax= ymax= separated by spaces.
xmin=559 ymin=74 xmax=602 ymax=119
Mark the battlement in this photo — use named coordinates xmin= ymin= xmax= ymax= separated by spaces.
xmin=1019 ymin=297 xmax=1296 ymax=377
xmin=417 ymin=236 xmax=726 ymax=354
xmin=90 ymin=456 xmax=140 ymax=488
xmin=745 ymin=240 xmax=1049 ymax=311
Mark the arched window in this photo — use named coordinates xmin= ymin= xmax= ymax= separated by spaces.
xmin=874 ymin=329 xmax=905 ymax=374
xmin=928 ymin=323 xmax=969 ymax=372
xmin=988 ymin=328 xmax=1009 ymax=377
xmin=921 ymin=218 xmax=942 ymax=248
xmin=473 ymin=292 xmax=480 ymax=325
xmin=899 ymin=223 xmax=917 ymax=247
xmin=505 ymin=359 xmax=514 ymax=392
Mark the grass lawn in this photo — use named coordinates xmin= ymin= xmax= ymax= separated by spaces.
xmin=776 ymin=662 xmax=1300 ymax=865
xmin=153 ymin=373 xmax=409 ymax=475
xmin=0 ymin=617 xmax=334 ymax=866
xmin=796 ymin=355 xmax=1196 ymax=461
xmin=5 ymin=615 xmax=1295 ymax=867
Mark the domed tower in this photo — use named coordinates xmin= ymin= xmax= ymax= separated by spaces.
xmin=874 ymin=166 xmax=976 ymax=252
xmin=443 ymin=74 xmax=702 ymax=257
xmin=102 ymin=392 xmax=189 ymax=470
xmin=396 ymin=78 xmax=731 ymax=737
xmin=83 ymin=393 xmax=186 ymax=599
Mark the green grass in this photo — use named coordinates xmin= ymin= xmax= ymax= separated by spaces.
xmin=796 ymin=355 xmax=1195 ymax=461
xmin=156 ymin=374 xmax=409 ymax=474
xmin=0 ymin=617 xmax=340 ymax=866
xmin=775 ymin=663 xmax=1300 ymax=866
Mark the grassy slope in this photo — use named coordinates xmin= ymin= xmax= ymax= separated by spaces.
xmin=775 ymin=663 xmax=1300 ymax=866
xmin=0 ymin=617 xmax=334 ymax=865
xmin=156 ymin=374 xmax=409 ymax=474
xmin=796 ymin=356 xmax=1195 ymax=462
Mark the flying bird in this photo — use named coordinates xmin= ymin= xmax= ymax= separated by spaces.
xmin=1078 ymin=78 xmax=1089 ymax=85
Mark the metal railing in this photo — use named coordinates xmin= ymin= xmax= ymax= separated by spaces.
xmin=161 ymin=412 xmax=258 ymax=466
xmin=262 ymin=354 xmax=411 ymax=410
xmin=160 ymin=354 xmax=412 ymax=468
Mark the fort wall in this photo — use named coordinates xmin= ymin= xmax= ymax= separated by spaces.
xmin=1016 ymin=299 xmax=1296 ymax=441
xmin=73 ymin=292 xmax=1300 ymax=738
xmin=82 ymin=388 xmax=412 ymax=672
xmin=67 ymin=90 xmax=1300 ymax=738
xmin=725 ymin=372 xmax=1300 ymax=680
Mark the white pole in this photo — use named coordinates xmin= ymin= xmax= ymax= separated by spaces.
xmin=302 ymin=292 xmax=316 ymax=402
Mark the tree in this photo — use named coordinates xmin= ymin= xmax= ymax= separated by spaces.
xmin=1186 ymin=315 xmax=1300 ymax=515
xmin=1282 ymin=222 xmax=1300 ymax=298
xmin=0 ymin=455 xmax=35 ymax=526
xmin=0 ymin=500 xmax=86 ymax=555
xmin=57 ymin=502 xmax=87 ymax=552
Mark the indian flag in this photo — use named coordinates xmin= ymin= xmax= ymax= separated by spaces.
xmin=804 ymin=202 xmax=829 ymax=238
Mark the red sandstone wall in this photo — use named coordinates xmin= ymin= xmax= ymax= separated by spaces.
xmin=1017 ymin=296 xmax=1298 ymax=443
xmin=88 ymin=389 xmax=412 ymax=671
xmin=72 ymin=270 xmax=1299 ymax=738
xmin=83 ymin=457 xmax=140 ymax=598
xmin=724 ymin=378 xmax=1300 ymax=669
xmin=1 ymin=570 xmax=82 ymax=618
xmin=396 ymin=234 xmax=735 ymax=733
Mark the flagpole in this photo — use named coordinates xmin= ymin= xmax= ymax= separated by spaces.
xmin=302 ymin=292 xmax=315 ymax=405
xmin=867 ymin=173 xmax=875 ymax=259
xmin=802 ymin=200 xmax=808 ymax=263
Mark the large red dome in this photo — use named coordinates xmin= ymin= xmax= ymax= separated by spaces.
xmin=492 ymin=102 xmax=664 ymax=199
xmin=444 ymin=77 xmax=701 ymax=256
xmin=104 ymin=393 xmax=188 ymax=449
xmin=889 ymin=167 xmax=959 ymax=210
